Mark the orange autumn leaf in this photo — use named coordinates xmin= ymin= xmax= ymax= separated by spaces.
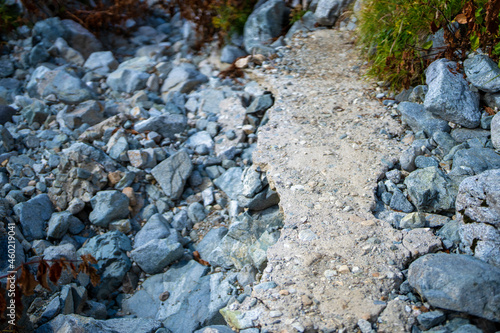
xmin=18 ymin=264 xmax=38 ymax=296
xmin=193 ymin=251 xmax=210 ymax=266
xmin=36 ymin=259 xmax=51 ymax=291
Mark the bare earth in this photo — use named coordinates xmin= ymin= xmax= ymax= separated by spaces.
xmin=243 ymin=29 xmax=414 ymax=332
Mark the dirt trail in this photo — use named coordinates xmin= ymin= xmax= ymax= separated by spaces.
xmin=245 ymin=29 xmax=412 ymax=331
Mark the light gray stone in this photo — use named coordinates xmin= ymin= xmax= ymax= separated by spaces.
xmin=161 ymin=63 xmax=208 ymax=96
xmin=185 ymin=131 xmax=214 ymax=150
xmin=106 ymin=57 xmax=156 ymax=93
xmin=89 ymin=191 xmax=129 ymax=227
xmin=398 ymin=102 xmax=449 ymax=136
xmin=84 ymin=51 xmax=119 ymax=75
xmin=464 ymin=53 xmax=500 ymax=93
xmin=151 ymin=151 xmax=193 ymax=200
xmin=27 ymin=66 xmax=95 ymax=104
xmin=214 ymin=167 xmax=244 ymax=200
xmin=37 ymin=314 xmax=162 ymax=333
xmin=221 ymin=45 xmax=247 ymax=64
xmin=134 ymin=113 xmax=187 ymax=139
xmin=134 ymin=213 xmax=172 ymax=249
xmin=77 ymin=231 xmax=131 ymax=299
xmin=130 ymin=238 xmax=184 ymax=274
xmin=424 ymin=58 xmax=481 ymax=128
xmin=492 ymin=113 xmax=500 ymax=149
xmin=402 ymin=228 xmax=442 ymax=257
xmin=47 ymin=211 xmax=83 ymax=239
xmin=404 ymin=166 xmax=457 ymax=213
xmin=408 ymin=253 xmax=500 ymax=322
xmin=452 ymin=148 xmax=500 ymax=174
xmin=315 ymin=0 xmax=352 ymax=26
xmin=13 ymin=194 xmax=54 ymax=241
xmin=243 ymin=0 xmax=286 ymax=55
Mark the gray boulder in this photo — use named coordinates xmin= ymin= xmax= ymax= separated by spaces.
xmin=243 ymin=0 xmax=287 ymax=55
xmin=161 ymin=63 xmax=208 ymax=97
xmin=397 ymin=102 xmax=449 ymax=136
xmin=151 ymin=151 xmax=193 ymax=200
xmin=77 ymin=231 xmax=131 ymax=299
xmin=456 ymin=169 xmax=500 ymax=267
xmin=27 ymin=66 xmax=95 ymax=104
xmin=131 ymin=238 xmax=184 ymax=274
xmin=84 ymin=51 xmax=119 ymax=75
xmin=89 ymin=191 xmax=130 ymax=227
xmin=452 ymin=148 xmax=500 ymax=174
xmin=214 ymin=167 xmax=244 ymax=200
xmin=134 ymin=213 xmax=172 ymax=248
xmin=134 ymin=113 xmax=187 ymax=139
xmin=285 ymin=11 xmax=317 ymax=42
xmin=424 ymin=58 xmax=481 ymax=128
xmin=404 ymin=166 xmax=457 ymax=213
xmin=14 ymin=194 xmax=54 ymax=241
xmin=122 ymin=259 xmax=231 ymax=333
xmin=106 ymin=57 xmax=156 ymax=93
xmin=408 ymin=253 xmax=500 ymax=322
xmin=221 ymin=45 xmax=247 ymax=64
xmin=464 ymin=53 xmax=500 ymax=93
xmin=58 ymin=100 xmax=104 ymax=130
xmin=315 ymin=0 xmax=351 ymax=26
xmin=37 ymin=314 xmax=162 ymax=333
xmin=0 ymin=59 xmax=14 ymax=78
xmin=60 ymin=19 xmax=103 ymax=58
xmin=47 ymin=211 xmax=83 ymax=239
xmin=492 ymin=113 xmax=500 ymax=149
xmin=456 ymin=169 xmax=500 ymax=227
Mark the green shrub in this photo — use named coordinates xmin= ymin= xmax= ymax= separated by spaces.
xmin=357 ymin=0 xmax=466 ymax=89
xmin=0 ymin=0 xmax=23 ymax=34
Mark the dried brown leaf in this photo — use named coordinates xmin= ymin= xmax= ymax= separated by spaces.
xmin=193 ymin=251 xmax=210 ymax=266
xmin=49 ymin=260 xmax=63 ymax=285
xmin=18 ymin=264 xmax=37 ymax=296
xmin=455 ymin=13 xmax=467 ymax=24
xmin=485 ymin=106 xmax=496 ymax=115
xmin=36 ymin=259 xmax=51 ymax=291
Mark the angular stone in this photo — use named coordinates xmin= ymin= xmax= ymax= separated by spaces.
xmin=59 ymin=100 xmax=104 ymax=130
xmin=84 ymin=51 xmax=119 ymax=75
xmin=77 ymin=231 xmax=131 ymax=299
xmin=246 ymin=94 xmax=274 ymax=114
xmin=404 ymin=166 xmax=457 ymax=213
xmin=452 ymin=148 xmax=500 ymax=174
xmin=459 ymin=222 xmax=500 ymax=267
xmin=397 ymin=102 xmax=449 ymax=136
xmin=185 ymin=131 xmax=214 ymax=150
xmin=214 ymin=167 xmax=244 ymax=200
xmin=134 ymin=213 xmax=172 ymax=249
xmin=106 ymin=57 xmax=156 ymax=93
xmin=389 ymin=189 xmax=414 ymax=213
xmin=315 ymin=0 xmax=351 ymax=26
xmin=151 ymin=151 xmax=193 ymax=200
xmin=402 ymin=228 xmax=442 ymax=257
xmin=89 ymin=191 xmax=130 ymax=227
xmin=408 ymin=253 xmax=500 ymax=322
xmin=464 ymin=53 xmax=500 ymax=93
xmin=424 ymin=58 xmax=480 ymax=128
xmin=130 ymin=239 xmax=184 ymax=274
xmin=161 ymin=63 xmax=207 ymax=96
xmin=27 ymin=66 xmax=95 ymax=104
xmin=37 ymin=314 xmax=162 ymax=333
xmin=492 ymin=113 xmax=500 ymax=149
xmin=134 ymin=113 xmax=187 ymax=139
xmin=47 ymin=211 xmax=83 ymax=239
xmin=243 ymin=0 xmax=286 ymax=55
xmin=61 ymin=19 xmax=103 ymax=58
xmin=221 ymin=45 xmax=247 ymax=64
xmin=13 ymin=194 xmax=54 ymax=241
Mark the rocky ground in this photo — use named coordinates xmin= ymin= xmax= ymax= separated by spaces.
xmin=0 ymin=0 xmax=499 ymax=332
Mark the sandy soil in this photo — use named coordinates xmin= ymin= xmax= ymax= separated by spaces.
xmin=244 ymin=29 xmax=412 ymax=332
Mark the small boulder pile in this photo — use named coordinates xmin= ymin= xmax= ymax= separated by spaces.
xmin=374 ymin=54 xmax=500 ymax=329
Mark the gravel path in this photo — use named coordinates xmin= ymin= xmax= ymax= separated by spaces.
xmin=243 ymin=29 xmax=412 ymax=332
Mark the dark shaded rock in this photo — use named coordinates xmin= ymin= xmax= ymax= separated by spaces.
xmin=389 ymin=189 xmax=414 ymax=213
xmin=0 ymin=105 xmax=16 ymax=125
xmin=408 ymin=253 xmax=500 ymax=322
